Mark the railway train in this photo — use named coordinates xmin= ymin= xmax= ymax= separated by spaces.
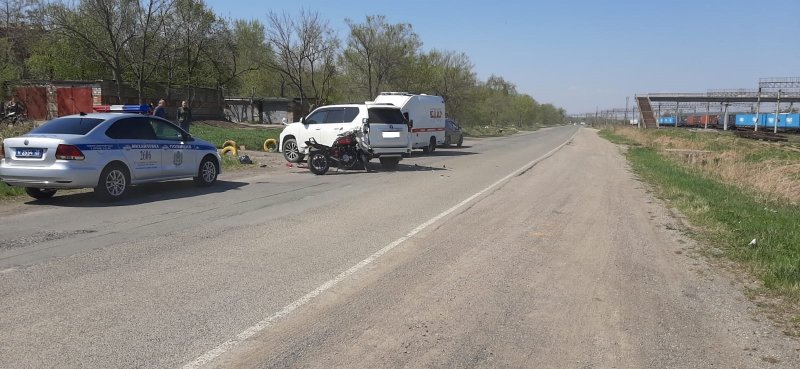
xmin=657 ymin=113 xmax=800 ymax=130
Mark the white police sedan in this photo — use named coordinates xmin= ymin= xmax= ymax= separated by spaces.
xmin=0 ymin=105 xmax=221 ymax=201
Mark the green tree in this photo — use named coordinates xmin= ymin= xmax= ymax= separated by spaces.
xmin=265 ymin=9 xmax=339 ymax=109
xmin=172 ymin=0 xmax=218 ymax=101
xmin=0 ymin=37 xmax=20 ymax=81
xmin=45 ymin=0 xmax=137 ymax=100
xmin=342 ymin=15 xmax=420 ymax=100
xmin=205 ymin=19 xmax=274 ymax=96
xmin=125 ymin=0 xmax=172 ymax=103
xmin=26 ymin=31 xmax=104 ymax=80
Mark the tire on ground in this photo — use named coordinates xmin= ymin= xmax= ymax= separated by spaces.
xmin=220 ymin=146 xmax=237 ymax=156
xmin=263 ymin=138 xmax=278 ymax=152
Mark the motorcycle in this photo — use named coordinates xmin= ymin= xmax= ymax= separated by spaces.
xmin=305 ymin=128 xmax=371 ymax=175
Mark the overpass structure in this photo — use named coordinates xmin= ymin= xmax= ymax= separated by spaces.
xmin=636 ymin=77 xmax=800 ymax=129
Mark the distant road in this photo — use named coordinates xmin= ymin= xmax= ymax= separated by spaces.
xmin=1 ymin=125 xmax=797 ymax=368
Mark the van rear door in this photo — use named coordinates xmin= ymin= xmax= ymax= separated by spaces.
xmin=366 ymin=107 xmax=410 ymax=150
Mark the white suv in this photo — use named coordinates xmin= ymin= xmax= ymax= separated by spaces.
xmin=279 ymin=104 xmax=412 ymax=168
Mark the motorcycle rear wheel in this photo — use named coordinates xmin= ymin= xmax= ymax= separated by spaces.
xmin=308 ymin=151 xmax=329 ymax=175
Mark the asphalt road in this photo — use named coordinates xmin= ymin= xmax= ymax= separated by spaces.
xmin=1 ymin=126 xmax=799 ymax=368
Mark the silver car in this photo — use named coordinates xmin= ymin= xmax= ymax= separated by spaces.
xmin=443 ymin=119 xmax=464 ymax=147
xmin=0 ymin=112 xmax=221 ymax=201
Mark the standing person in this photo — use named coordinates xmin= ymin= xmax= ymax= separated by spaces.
xmin=153 ymin=99 xmax=167 ymax=119
xmin=6 ymin=96 xmax=20 ymax=115
xmin=177 ymin=100 xmax=192 ymax=131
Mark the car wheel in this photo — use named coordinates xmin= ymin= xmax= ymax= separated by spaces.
xmin=194 ymin=156 xmax=219 ymax=187
xmin=379 ymin=157 xmax=400 ymax=170
xmin=95 ymin=163 xmax=129 ymax=201
xmin=428 ymin=137 xmax=436 ymax=152
xmin=282 ymin=138 xmax=304 ymax=163
xmin=457 ymin=136 xmax=463 ymax=147
xmin=307 ymin=151 xmax=329 ymax=175
xmin=25 ymin=187 xmax=57 ymax=200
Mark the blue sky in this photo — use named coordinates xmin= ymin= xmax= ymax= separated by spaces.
xmin=206 ymin=0 xmax=800 ymax=114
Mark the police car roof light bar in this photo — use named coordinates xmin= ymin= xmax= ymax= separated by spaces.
xmin=92 ymin=104 xmax=150 ymax=114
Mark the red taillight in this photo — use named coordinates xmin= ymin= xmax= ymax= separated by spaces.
xmin=55 ymin=144 xmax=85 ymax=160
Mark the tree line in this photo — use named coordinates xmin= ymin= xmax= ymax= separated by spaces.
xmin=0 ymin=0 xmax=566 ymax=127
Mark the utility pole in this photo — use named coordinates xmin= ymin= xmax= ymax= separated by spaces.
xmin=774 ymin=89 xmax=782 ymax=133
xmin=704 ymin=102 xmax=710 ymax=130
xmin=754 ymin=87 xmax=761 ymax=132
xmin=624 ymin=96 xmax=629 ymax=123
xmin=723 ymin=103 xmax=730 ymax=131
xmin=657 ymin=103 xmax=661 ymax=128
xmin=595 ymin=108 xmax=598 ymax=127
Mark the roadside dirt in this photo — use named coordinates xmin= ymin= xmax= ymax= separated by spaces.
xmin=209 ymin=128 xmax=800 ymax=368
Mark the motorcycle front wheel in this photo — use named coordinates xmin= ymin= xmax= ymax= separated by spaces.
xmin=308 ymin=151 xmax=329 ymax=175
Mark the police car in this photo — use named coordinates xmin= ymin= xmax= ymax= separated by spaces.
xmin=0 ymin=105 xmax=221 ymax=201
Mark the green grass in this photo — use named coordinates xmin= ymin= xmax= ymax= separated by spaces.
xmin=603 ymin=128 xmax=800 ymax=297
xmin=0 ymin=182 xmax=24 ymax=197
xmin=190 ymin=123 xmax=281 ymax=151
xmin=219 ymin=153 xmax=249 ymax=171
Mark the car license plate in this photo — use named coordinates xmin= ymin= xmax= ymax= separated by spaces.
xmin=15 ymin=148 xmax=44 ymax=158
xmin=382 ymin=131 xmax=400 ymax=138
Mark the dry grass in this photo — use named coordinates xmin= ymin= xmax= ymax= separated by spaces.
xmin=608 ymin=126 xmax=800 ymax=205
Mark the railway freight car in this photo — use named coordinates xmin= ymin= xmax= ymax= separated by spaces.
xmin=735 ymin=114 xmax=767 ymax=129
xmin=735 ymin=113 xmax=800 ymax=130
xmin=766 ymin=113 xmax=800 ymax=130
xmin=658 ymin=116 xmax=677 ymax=126
xmin=686 ymin=115 xmax=720 ymax=128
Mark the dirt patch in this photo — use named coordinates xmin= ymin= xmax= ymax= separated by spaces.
xmin=222 ymin=149 xmax=303 ymax=178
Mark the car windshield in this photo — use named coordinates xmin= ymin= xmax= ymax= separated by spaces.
xmin=368 ymin=108 xmax=406 ymax=124
xmin=29 ymin=117 xmax=105 ymax=135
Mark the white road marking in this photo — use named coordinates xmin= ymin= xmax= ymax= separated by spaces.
xmin=181 ymin=129 xmax=579 ymax=369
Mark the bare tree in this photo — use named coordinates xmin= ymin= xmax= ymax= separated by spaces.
xmin=265 ymin=9 xmax=338 ymax=109
xmin=172 ymin=0 xmax=216 ymax=102
xmin=46 ymin=0 xmax=137 ymax=100
xmin=0 ymin=0 xmax=34 ymax=27
xmin=125 ymin=0 xmax=173 ymax=104
xmin=204 ymin=18 xmax=268 ymax=93
xmin=342 ymin=15 xmax=420 ymax=100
